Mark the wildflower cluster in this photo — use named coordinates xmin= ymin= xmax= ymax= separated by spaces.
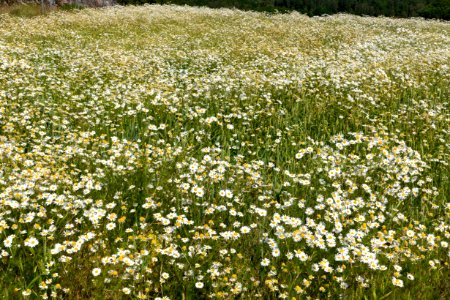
xmin=0 ymin=5 xmax=448 ymax=299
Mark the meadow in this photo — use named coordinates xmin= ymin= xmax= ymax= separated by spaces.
xmin=0 ymin=5 xmax=449 ymax=299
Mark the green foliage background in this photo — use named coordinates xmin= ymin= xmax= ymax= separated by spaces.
xmin=117 ymin=0 xmax=450 ymax=20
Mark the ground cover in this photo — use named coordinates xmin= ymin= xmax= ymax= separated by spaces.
xmin=0 ymin=5 xmax=449 ymax=299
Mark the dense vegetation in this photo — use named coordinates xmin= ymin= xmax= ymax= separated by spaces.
xmin=0 ymin=5 xmax=449 ymax=300
xmin=1 ymin=0 xmax=449 ymax=19
xmin=117 ymin=0 xmax=450 ymax=20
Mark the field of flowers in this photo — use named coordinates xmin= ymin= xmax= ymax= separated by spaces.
xmin=0 ymin=5 xmax=449 ymax=299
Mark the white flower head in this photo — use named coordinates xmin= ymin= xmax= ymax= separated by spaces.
xmin=24 ymin=237 xmax=39 ymax=248
xmin=92 ymin=268 xmax=101 ymax=277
